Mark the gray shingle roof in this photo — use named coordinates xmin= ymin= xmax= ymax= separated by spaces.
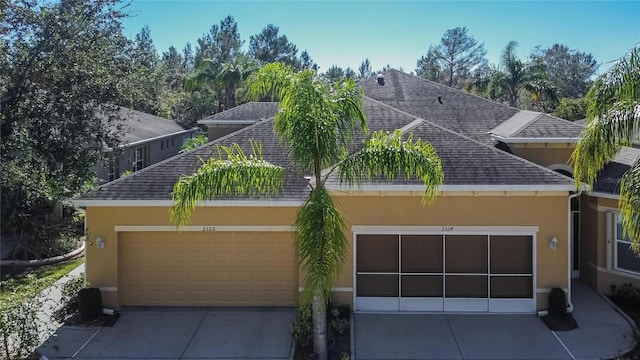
xmin=117 ymin=107 xmax=188 ymax=143
xmin=198 ymin=102 xmax=279 ymax=123
xmin=593 ymin=147 xmax=640 ymax=195
xmin=361 ymin=70 xmax=519 ymax=144
xmin=489 ymin=110 xmax=584 ymax=139
xmin=78 ymin=97 xmax=574 ymax=201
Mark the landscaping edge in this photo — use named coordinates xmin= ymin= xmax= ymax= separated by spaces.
xmin=1 ymin=242 xmax=85 ymax=267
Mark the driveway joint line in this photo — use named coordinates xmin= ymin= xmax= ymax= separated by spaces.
xmin=178 ymin=310 xmax=208 ymax=360
xmin=71 ymin=326 xmax=102 ymax=359
xmin=445 ymin=314 xmax=465 ymax=359
xmin=551 ymin=330 xmax=576 ymax=360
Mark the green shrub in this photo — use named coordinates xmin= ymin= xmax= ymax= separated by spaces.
xmin=291 ymin=305 xmax=313 ymax=348
xmin=549 ymin=287 xmax=567 ymax=317
xmin=614 ymin=283 xmax=640 ymax=306
xmin=330 ymin=308 xmax=350 ymax=335
xmin=0 ymin=275 xmax=50 ymax=360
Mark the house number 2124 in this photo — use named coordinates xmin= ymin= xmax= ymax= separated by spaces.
xmin=202 ymin=226 xmax=216 ymax=232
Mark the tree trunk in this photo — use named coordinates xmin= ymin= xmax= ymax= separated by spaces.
xmin=312 ymin=289 xmax=328 ymax=360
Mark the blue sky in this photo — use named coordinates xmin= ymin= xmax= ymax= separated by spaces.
xmin=122 ymin=1 xmax=640 ymax=74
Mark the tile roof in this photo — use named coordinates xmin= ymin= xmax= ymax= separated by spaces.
xmin=117 ymin=107 xmax=189 ymax=143
xmin=197 ymin=102 xmax=279 ymax=123
xmin=593 ymin=147 xmax=640 ymax=195
xmin=489 ymin=111 xmax=584 ymax=139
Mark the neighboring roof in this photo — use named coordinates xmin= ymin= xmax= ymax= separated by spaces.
xmin=593 ymin=147 xmax=640 ymax=195
xmin=118 ymin=107 xmax=191 ymax=144
xmin=197 ymin=102 xmax=279 ymax=125
xmin=79 ymin=119 xmax=309 ymax=202
xmin=76 ymin=94 xmax=575 ymax=203
xmin=488 ymin=111 xmax=584 ymax=142
xmin=361 ymin=70 xmax=519 ymax=144
xmin=574 ymin=119 xmax=587 ymax=126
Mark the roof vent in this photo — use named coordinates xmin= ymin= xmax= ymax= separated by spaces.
xmin=438 ymin=96 xmax=443 ymax=104
xmin=376 ymin=74 xmax=385 ymax=86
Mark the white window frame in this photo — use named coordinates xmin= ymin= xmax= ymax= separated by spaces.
xmin=107 ymin=156 xmax=117 ymax=181
xmin=133 ymin=147 xmax=144 ymax=172
xmin=613 ymin=213 xmax=640 ymax=275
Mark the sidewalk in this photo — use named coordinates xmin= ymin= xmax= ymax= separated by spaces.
xmin=37 ymin=262 xmax=85 ymax=343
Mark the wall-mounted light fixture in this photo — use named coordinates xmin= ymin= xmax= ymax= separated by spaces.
xmin=549 ymin=236 xmax=558 ymax=251
xmin=96 ymin=236 xmax=105 ymax=249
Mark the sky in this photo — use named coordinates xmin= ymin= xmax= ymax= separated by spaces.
xmin=122 ymin=1 xmax=640 ymax=75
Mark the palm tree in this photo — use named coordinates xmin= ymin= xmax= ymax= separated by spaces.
xmin=572 ymin=46 xmax=640 ymax=247
xmin=170 ymin=63 xmax=444 ymax=360
xmin=501 ymin=41 xmax=530 ymax=107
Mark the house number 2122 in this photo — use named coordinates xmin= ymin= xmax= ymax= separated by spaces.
xmin=202 ymin=226 xmax=216 ymax=232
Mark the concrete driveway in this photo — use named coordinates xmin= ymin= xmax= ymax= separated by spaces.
xmin=38 ymin=307 xmax=295 ymax=360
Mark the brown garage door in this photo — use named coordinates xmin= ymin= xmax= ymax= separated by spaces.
xmin=120 ymin=231 xmax=297 ymax=306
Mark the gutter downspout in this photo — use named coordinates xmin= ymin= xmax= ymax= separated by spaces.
xmin=566 ymin=191 xmax=581 ymax=314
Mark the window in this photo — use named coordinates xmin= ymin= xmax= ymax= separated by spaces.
xmin=133 ymin=147 xmax=144 ymax=172
xmin=107 ymin=157 xmax=118 ymax=181
xmin=614 ymin=214 xmax=640 ymax=274
xmin=161 ymin=142 xmax=164 ymax=150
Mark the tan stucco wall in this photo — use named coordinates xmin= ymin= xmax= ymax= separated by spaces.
xmin=84 ymin=206 xmax=298 ymax=308
xmin=580 ymin=195 xmax=640 ymax=295
xmin=510 ymin=145 xmax=575 ymax=171
xmin=85 ymin=192 xmax=570 ymax=311
xmin=332 ymin=194 xmax=570 ymax=310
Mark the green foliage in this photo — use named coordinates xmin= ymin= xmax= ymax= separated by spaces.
xmin=0 ymin=275 xmax=50 ymax=360
xmin=573 ymin=46 xmax=640 ymax=248
xmin=170 ymin=142 xmax=284 ymax=227
xmin=339 ymin=130 xmax=444 ymax=204
xmin=416 ymin=27 xmax=487 ymax=89
xmin=291 ymin=305 xmax=313 ymax=348
xmin=294 ymin=186 xmax=348 ymax=303
xmin=1 ymin=0 xmax=131 ymax=257
xmin=614 ymin=283 xmax=640 ymax=306
xmin=180 ymin=134 xmax=209 ymax=153
xmin=249 ymin=24 xmax=299 ymax=67
xmin=531 ymin=44 xmax=598 ymax=99
xmin=329 ymin=308 xmax=350 ymax=335
xmin=553 ymin=97 xmax=588 ymax=121
xmin=358 ymin=58 xmax=374 ymax=80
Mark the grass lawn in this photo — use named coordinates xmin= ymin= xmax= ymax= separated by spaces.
xmin=0 ymin=258 xmax=84 ymax=300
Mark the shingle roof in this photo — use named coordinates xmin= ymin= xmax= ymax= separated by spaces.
xmin=76 ymin=72 xmax=577 ymax=202
xmin=118 ymin=107 xmax=189 ymax=143
xmin=593 ymin=147 xmax=640 ymax=195
xmin=361 ymin=70 xmax=519 ymax=144
xmin=326 ymin=99 xmax=574 ymax=188
xmin=79 ymin=119 xmax=309 ymax=201
xmin=197 ymin=102 xmax=279 ymax=123
xmin=489 ymin=110 xmax=584 ymax=139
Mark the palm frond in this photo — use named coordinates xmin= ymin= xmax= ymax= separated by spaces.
xmin=338 ymin=130 xmax=444 ymax=204
xmin=620 ymin=161 xmax=640 ymax=251
xmin=572 ymin=46 xmax=640 ymax=187
xmin=294 ymin=186 xmax=348 ymax=304
xmin=170 ymin=141 xmax=284 ymax=227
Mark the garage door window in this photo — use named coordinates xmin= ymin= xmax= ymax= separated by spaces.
xmin=355 ymin=232 xmax=534 ymax=312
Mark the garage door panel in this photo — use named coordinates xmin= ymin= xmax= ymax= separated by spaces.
xmin=490 ymin=236 xmax=532 ymax=274
xmin=445 ymin=235 xmax=487 ymax=273
xmin=121 ymin=231 xmax=297 ymax=306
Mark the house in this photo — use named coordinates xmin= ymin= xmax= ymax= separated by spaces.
xmin=197 ymin=102 xmax=278 ymax=141
xmin=72 ymin=70 xmax=640 ymax=313
xmin=93 ymin=108 xmax=199 ymax=182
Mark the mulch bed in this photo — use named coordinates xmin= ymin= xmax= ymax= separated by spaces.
xmin=609 ymin=299 xmax=640 ymax=360
xmin=294 ymin=330 xmax=350 ymax=360
xmin=540 ymin=313 xmax=578 ymax=331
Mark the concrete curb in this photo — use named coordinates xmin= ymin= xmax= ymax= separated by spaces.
xmin=1 ymin=243 xmax=85 ymax=267
xmin=350 ymin=311 xmax=356 ymax=360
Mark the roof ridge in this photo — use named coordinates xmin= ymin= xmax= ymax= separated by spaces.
xmin=384 ymin=69 xmax=522 ymax=113
xmin=363 ymin=95 xmax=575 ymax=184
xmin=511 ymin=111 xmax=546 ymax=137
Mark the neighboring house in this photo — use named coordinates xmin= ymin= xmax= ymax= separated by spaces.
xmin=93 ymin=108 xmax=199 ymax=182
xmin=73 ymin=70 xmax=640 ymax=314
xmin=197 ymin=102 xmax=279 ymax=141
